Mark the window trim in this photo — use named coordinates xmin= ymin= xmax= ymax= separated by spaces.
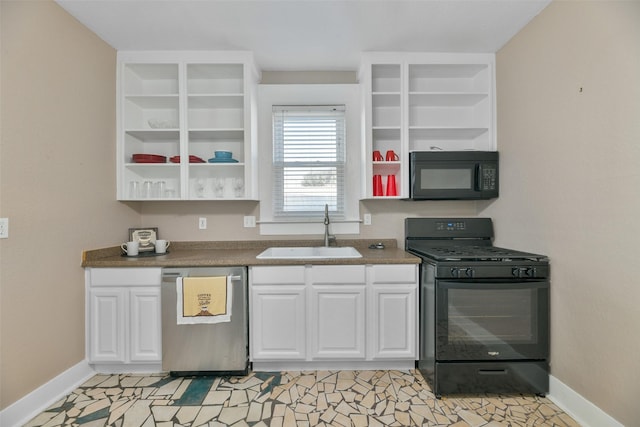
xmin=257 ymin=84 xmax=361 ymax=236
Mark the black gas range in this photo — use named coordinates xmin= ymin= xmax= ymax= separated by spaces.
xmin=406 ymin=218 xmax=550 ymax=397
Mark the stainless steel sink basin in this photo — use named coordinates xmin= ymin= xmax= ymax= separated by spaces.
xmin=256 ymin=246 xmax=362 ymax=259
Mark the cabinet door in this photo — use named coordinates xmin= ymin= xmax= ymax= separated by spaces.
xmin=370 ymin=285 xmax=417 ymax=359
xmin=129 ymin=288 xmax=162 ymax=362
xmin=310 ymin=285 xmax=366 ymax=359
xmin=89 ymin=288 xmax=126 ymax=363
xmin=250 ymin=285 xmax=306 ymax=360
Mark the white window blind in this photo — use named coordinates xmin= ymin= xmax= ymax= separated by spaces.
xmin=272 ymin=105 xmax=346 ymax=219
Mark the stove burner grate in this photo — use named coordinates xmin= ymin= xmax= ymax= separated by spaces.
xmin=409 ymin=245 xmax=547 ymax=262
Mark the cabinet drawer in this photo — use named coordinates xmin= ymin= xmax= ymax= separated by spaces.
xmin=250 ymin=266 xmax=306 ymax=285
xmin=310 ymin=265 xmax=365 ymax=284
xmin=370 ymin=264 xmax=417 ymax=284
xmin=89 ymin=268 xmax=162 ymax=286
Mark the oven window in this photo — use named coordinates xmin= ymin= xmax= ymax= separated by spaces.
xmin=447 ymin=288 xmax=537 ymax=345
xmin=420 ymin=168 xmax=471 ymax=189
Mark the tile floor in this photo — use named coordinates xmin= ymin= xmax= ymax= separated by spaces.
xmin=24 ymin=370 xmax=581 ymax=427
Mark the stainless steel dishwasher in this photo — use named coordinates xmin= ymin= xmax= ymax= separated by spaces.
xmin=161 ymin=266 xmax=248 ymax=375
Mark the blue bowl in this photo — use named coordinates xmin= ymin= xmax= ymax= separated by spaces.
xmin=215 ymin=151 xmax=232 ymax=159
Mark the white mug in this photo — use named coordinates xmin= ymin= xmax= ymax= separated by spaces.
xmin=121 ymin=241 xmax=139 ymax=256
xmin=155 ymin=239 xmax=170 ymax=254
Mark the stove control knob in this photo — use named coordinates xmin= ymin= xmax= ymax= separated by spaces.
xmin=465 ymin=268 xmax=475 ymax=278
xmin=450 ymin=268 xmax=459 ymax=277
xmin=512 ymin=267 xmax=536 ymax=278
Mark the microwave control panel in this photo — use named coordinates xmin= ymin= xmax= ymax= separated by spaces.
xmin=482 ymin=165 xmax=498 ymax=190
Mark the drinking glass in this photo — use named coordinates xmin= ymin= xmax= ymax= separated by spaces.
xmin=233 ymin=178 xmax=244 ymax=197
xmin=195 ymin=178 xmax=206 ymax=198
xmin=142 ymin=181 xmax=152 ymax=199
xmin=214 ymin=178 xmax=225 ymax=198
xmin=128 ymin=181 xmax=140 ymax=199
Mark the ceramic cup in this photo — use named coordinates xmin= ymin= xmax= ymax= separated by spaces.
xmin=121 ymin=241 xmax=139 ymax=256
xmin=385 ymin=150 xmax=399 ymax=161
xmin=372 ymin=150 xmax=383 ymax=161
xmin=155 ymin=239 xmax=170 ymax=254
xmin=373 ymin=175 xmax=383 ymax=196
xmin=386 ymin=175 xmax=398 ymax=196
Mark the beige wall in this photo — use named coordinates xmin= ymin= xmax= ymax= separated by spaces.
xmin=482 ymin=1 xmax=640 ymax=425
xmin=0 ymin=0 xmax=140 ymax=409
xmin=137 ymin=200 xmax=478 ymax=245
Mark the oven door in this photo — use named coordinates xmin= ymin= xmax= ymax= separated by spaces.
xmin=436 ymin=280 xmax=549 ymax=361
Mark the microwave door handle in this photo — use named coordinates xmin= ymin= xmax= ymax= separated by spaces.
xmin=474 ymin=164 xmax=482 ymax=191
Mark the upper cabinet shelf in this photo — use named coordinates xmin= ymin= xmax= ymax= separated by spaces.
xmin=116 ymin=51 xmax=260 ymax=201
xmin=360 ymin=53 xmax=496 ymax=199
xmin=123 ymin=64 xmax=179 ymax=95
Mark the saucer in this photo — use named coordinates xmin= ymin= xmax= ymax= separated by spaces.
xmin=208 ymin=158 xmax=239 ymax=163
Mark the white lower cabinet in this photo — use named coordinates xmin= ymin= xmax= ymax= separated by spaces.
xmin=86 ymin=268 xmax=162 ymax=371
xmin=310 ymin=285 xmax=366 ymax=359
xmin=368 ymin=264 xmax=418 ymax=359
xmin=89 ymin=288 xmax=127 ymax=363
xmin=249 ymin=263 xmax=417 ymax=368
xmin=129 ymin=288 xmax=162 ymax=362
xmin=369 ymin=285 xmax=417 ymax=358
xmin=250 ymin=266 xmax=306 ymax=360
xmin=251 ymin=285 xmax=307 ymax=360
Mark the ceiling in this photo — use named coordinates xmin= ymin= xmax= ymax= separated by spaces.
xmin=56 ymin=0 xmax=551 ymax=71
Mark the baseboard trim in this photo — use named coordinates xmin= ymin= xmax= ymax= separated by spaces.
xmin=0 ymin=360 xmax=95 ymax=427
xmin=548 ymin=375 xmax=623 ymax=427
xmin=252 ymin=360 xmax=416 ymax=372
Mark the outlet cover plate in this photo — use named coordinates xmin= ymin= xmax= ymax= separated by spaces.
xmin=243 ymin=216 xmax=256 ymax=228
xmin=0 ymin=218 xmax=8 ymax=238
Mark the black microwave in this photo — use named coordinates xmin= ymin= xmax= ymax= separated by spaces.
xmin=409 ymin=151 xmax=499 ymax=200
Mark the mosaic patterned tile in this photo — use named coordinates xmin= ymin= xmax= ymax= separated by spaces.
xmin=24 ymin=370 xmax=580 ymax=426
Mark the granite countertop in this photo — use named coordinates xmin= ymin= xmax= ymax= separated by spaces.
xmin=82 ymin=239 xmax=420 ymax=268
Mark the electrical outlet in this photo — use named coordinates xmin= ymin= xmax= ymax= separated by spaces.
xmin=198 ymin=217 xmax=207 ymax=230
xmin=363 ymin=214 xmax=372 ymax=225
xmin=0 ymin=218 xmax=8 ymax=238
xmin=243 ymin=216 xmax=256 ymax=228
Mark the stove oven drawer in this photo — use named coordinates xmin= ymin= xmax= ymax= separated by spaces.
xmin=435 ymin=361 xmax=549 ymax=396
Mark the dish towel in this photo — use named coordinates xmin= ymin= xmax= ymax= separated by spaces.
xmin=176 ymin=276 xmax=232 ymax=325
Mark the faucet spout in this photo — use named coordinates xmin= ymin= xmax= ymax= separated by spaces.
xmin=323 ymin=204 xmax=333 ymax=247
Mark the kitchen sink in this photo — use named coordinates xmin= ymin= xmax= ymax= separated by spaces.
xmin=256 ymin=246 xmax=362 ymax=260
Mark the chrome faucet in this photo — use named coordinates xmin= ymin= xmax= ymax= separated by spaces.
xmin=323 ymin=204 xmax=335 ymax=247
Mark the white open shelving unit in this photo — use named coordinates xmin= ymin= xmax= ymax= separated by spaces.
xmin=360 ymin=52 xmax=496 ymax=199
xmin=117 ymin=51 xmax=259 ymax=201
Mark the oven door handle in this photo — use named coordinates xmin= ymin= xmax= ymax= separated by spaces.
xmin=438 ymin=280 xmax=548 ymax=290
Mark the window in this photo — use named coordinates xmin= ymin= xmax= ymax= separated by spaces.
xmin=272 ymin=105 xmax=346 ymax=219
xmin=257 ymin=84 xmax=360 ymax=236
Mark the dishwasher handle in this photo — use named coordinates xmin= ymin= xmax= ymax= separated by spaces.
xmin=161 ymin=272 xmax=242 ymax=284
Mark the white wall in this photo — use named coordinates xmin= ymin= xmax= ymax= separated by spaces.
xmin=482 ymin=1 xmax=640 ymax=425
